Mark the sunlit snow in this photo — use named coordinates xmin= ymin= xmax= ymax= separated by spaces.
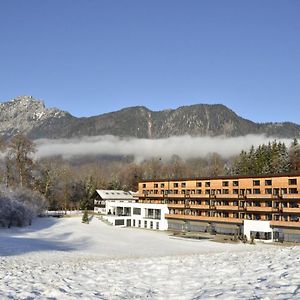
xmin=1 ymin=217 xmax=299 ymax=299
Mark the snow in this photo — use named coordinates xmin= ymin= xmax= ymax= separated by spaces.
xmin=1 ymin=217 xmax=300 ymax=299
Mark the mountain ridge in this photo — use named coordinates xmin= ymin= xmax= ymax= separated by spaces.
xmin=1 ymin=96 xmax=300 ymax=139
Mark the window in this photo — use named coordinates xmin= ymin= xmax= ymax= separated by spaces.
xmin=142 ymin=183 xmax=146 ymax=188
xmin=289 ymin=178 xmax=297 ymax=185
xmin=253 ymin=189 xmax=261 ymax=194
xmin=283 ymin=215 xmax=289 ymax=221
xmin=289 ymin=188 xmax=298 ymax=194
xmin=265 ymin=188 xmax=272 ymax=194
xmin=133 ymin=208 xmax=141 ymax=215
xmin=233 ymin=189 xmax=239 ymax=194
xmin=233 ymin=181 xmax=239 ymax=187
xmin=154 ymin=183 xmax=158 ymax=188
xmin=150 ymin=221 xmax=153 ymax=229
xmin=281 ymin=188 xmax=287 ymax=194
xmin=144 ymin=221 xmax=147 ymax=228
xmin=174 ymin=190 xmax=178 ymax=194
xmin=156 ymin=222 xmax=159 ymax=230
xmin=133 ymin=219 xmax=136 ymax=227
xmin=154 ymin=190 xmax=158 ymax=194
xmin=138 ymin=220 xmax=141 ymax=227
xmin=205 ymin=189 xmax=210 ymax=195
xmin=222 ymin=181 xmax=229 ymax=187
xmin=196 ymin=182 xmax=202 ymax=187
xmin=160 ymin=190 xmax=164 ymax=194
xmin=246 ymin=189 xmax=252 ymax=194
xmin=222 ymin=189 xmax=229 ymax=194
xmin=196 ymin=189 xmax=202 ymax=194
xmin=253 ymin=180 xmax=260 ymax=186
xmin=265 ymin=180 xmax=272 ymax=186
xmin=115 ymin=219 xmax=125 ymax=226
xmin=205 ymin=182 xmax=210 ymax=187
xmin=291 ymin=215 xmax=299 ymax=222
xmin=217 ymin=189 xmax=221 ymax=194
xmin=181 ymin=190 xmax=186 ymax=194
xmin=173 ymin=183 xmax=178 ymax=188
xmin=273 ymin=188 xmax=280 ymax=195
xmin=181 ymin=182 xmax=186 ymax=187
xmin=160 ymin=183 xmax=165 ymax=188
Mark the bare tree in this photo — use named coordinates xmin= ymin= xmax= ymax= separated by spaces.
xmin=6 ymin=134 xmax=36 ymax=187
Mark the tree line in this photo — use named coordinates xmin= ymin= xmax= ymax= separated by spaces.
xmin=230 ymin=139 xmax=300 ymax=176
xmin=1 ymin=134 xmax=300 ymax=214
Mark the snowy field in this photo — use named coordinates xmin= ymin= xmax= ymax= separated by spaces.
xmin=1 ymin=217 xmax=300 ymax=299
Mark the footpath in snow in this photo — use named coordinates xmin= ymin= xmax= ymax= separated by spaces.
xmin=1 ymin=216 xmax=300 ymax=299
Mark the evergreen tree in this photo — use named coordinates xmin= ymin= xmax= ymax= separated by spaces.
xmin=289 ymin=138 xmax=300 ymax=172
xmin=230 ymin=140 xmax=292 ymax=176
xmin=82 ymin=209 xmax=89 ymax=224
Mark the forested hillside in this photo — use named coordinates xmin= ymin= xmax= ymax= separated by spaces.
xmin=1 ymin=96 xmax=300 ymax=139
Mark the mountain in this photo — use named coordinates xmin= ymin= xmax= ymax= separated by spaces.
xmin=1 ymin=96 xmax=300 ymax=139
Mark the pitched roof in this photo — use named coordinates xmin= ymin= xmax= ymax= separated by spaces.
xmin=95 ymin=190 xmax=135 ymax=200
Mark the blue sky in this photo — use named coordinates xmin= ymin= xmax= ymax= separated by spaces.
xmin=0 ymin=0 xmax=299 ymax=123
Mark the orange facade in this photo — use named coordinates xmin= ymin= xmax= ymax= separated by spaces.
xmin=137 ymin=174 xmax=300 ymax=229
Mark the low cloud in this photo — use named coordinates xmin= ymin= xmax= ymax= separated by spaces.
xmin=35 ymin=135 xmax=292 ymax=161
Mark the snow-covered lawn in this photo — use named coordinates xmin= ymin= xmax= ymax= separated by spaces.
xmin=1 ymin=217 xmax=300 ymax=299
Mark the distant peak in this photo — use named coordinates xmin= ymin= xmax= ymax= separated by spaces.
xmin=11 ymin=95 xmax=42 ymax=103
xmin=1 ymin=95 xmax=45 ymax=108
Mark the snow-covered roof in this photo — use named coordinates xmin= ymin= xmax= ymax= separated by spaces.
xmin=95 ymin=190 xmax=134 ymax=200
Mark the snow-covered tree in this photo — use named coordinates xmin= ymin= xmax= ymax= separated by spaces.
xmin=0 ymin=186 xmax=47 ymax=228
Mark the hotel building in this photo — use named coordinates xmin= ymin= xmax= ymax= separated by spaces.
xmin=93 ymin=190 xmax=169 ymax=230
xmin=137 ymin=174 xmax=300 ymax=242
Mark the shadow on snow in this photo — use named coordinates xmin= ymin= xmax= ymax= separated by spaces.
xmin=0 ymin=217 xmax=88 ymax=256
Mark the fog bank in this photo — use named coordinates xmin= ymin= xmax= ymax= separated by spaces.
xmin=35 ymin=135 xmax=292 ymax=161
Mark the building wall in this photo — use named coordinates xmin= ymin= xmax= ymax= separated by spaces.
xmin=104 ymin=201 xmax=169 ymax=230
xmin=243 ymin=220 xmax=273 ymax=241
xmin=137 ymin=174 xmax=300 ymax=240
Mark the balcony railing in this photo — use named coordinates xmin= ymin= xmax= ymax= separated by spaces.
xmin=165 ymin=213 xmax=243 ymax=224
xmin=243 ymin=206 xmax=273 ymax=212
xmin=189 ymin=204 xmax=210 ymax=210
xmin=282 ymin=194 xmax=300 ymax=199
xmin=144 ymin=215 xmax=161 ymax=220
xmin=215 ymin=205 xmax=239 ymax=211
xmin=282 ymin=207 xmax=300 ymax=214
xmin=167 ymin=203 xmax=185 ymax=208
xmin=270 ymin=220 xmax=300 ymax=228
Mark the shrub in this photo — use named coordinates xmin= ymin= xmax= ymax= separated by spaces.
xmin=0 ymin=186 xmax=47 ymax=228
